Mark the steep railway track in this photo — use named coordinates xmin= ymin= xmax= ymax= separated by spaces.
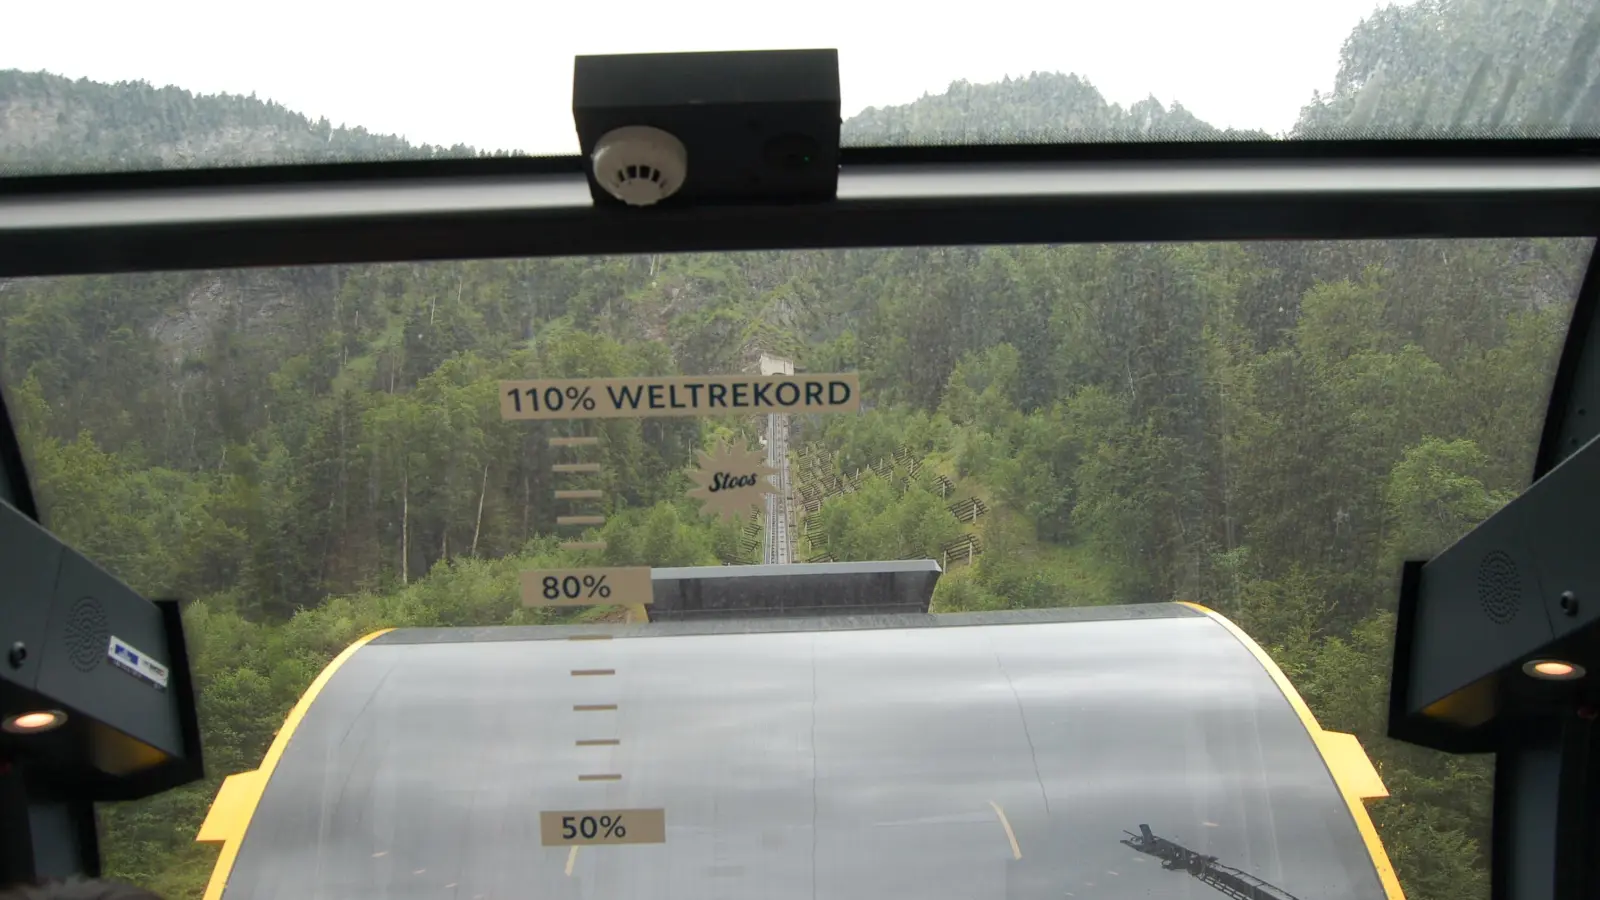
xmin=764 ymin=413 xmax=793 ymax=564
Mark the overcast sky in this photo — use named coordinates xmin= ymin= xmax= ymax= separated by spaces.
xmin=5 ymin=0 xmax=1390 ymax=154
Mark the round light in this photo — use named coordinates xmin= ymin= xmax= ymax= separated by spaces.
xmin=1523 ymin=659 xmax=1586 ymax=681
xmin=3 ymin=710 xmax=67 ymax=734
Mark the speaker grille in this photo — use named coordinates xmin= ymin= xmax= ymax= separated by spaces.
xmin=1478 ymin=551 xmax=1521 ymax=625
xmin=64 ymin=596 xmax=108 ymax=672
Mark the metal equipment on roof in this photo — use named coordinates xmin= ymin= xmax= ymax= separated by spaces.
xmin=646 ymin=560 xmax=942 ymax=621
xmin=1123 ymin=824 xmax=1305 ymax=900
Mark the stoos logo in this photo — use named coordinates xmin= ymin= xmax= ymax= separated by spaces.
xmin=709 ymin=472 xmax=762 ymax=492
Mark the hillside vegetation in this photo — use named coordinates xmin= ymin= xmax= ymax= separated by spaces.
xmin=2 ymin=1 xmax=1598 ymax=898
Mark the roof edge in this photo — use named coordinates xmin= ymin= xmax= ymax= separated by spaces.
xmin=1176 ymin=601 xmax=1405 ymax=900
xmin=196 ymin=628 xmax=393 ymax=900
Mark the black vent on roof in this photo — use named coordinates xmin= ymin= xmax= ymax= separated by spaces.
xmin=646 ymin=561 xmax=941 ymax=623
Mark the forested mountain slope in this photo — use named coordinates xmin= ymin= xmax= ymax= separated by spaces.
xmin=0 ymin=70 xmax=478 ymax=175
xmin=2 ymin=1 xmax=1598 ymax=898
xmin=840 ymin=71 xmax=1270 ymax=144
xmin=1295 ymin=0 xmax=1600 ymax=136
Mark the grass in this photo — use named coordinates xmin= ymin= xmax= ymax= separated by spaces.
xmin=1019 ymin=541 xmax=1120 ymax=607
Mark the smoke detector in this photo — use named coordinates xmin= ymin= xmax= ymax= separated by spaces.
xmin=590 ymin=126 xmax=688 ymax=207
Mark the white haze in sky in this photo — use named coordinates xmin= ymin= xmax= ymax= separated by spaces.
xmin=4 ymin=0 xmax=1388 ymax=154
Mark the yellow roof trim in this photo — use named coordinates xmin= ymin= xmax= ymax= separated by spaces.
xmin=1175 ymin=601 xmax=1405 ymax=900
xmin=195 ymin=770 xmax=264 ymax=844
xmin=1315 ymin=730 xmax=1389 ymax=800
xmin=197 ymin=628 xmax=394 ymax=900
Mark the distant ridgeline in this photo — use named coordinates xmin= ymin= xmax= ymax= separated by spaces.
xmin=3 ymin=0 xmax=1596 ymax=177
xmin=0 ymin=69 xmax=478 ymax=175
xmin=841 ymin=72 xmax=1270 ymax=146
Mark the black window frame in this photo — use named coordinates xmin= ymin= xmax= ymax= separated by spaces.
xmin=1 ymin=136 xmax=1598 ymax=900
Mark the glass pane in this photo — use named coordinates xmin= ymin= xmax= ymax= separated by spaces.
xmin=1 ymin=237 xmax=1588 ymax=899
xmin=5 ymin=0 xmax=1599 ymax=176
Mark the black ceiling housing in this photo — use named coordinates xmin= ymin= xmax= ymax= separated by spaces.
xmin=571 ymin=49 xmax=841 ymax=208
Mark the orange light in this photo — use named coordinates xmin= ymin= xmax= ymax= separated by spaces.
xmin=1523 ymin=659 xmax=1586 ymax=681
xmin=3 ymin=710 xmax=67 ymax=733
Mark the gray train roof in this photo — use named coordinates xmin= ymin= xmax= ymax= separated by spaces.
xmin=200 ymin=604 xmax=1394 ymax=900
